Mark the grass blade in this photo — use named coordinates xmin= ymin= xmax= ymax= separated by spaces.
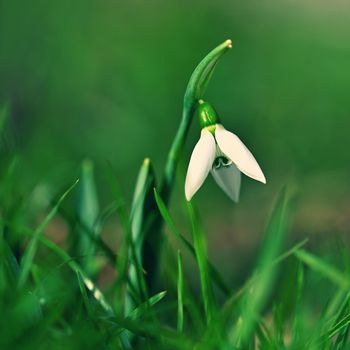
xmin=332 ymin=296 xmax=350 ymax=348
xmin=105 ymin=163 xmax=134 ymax=313
xmin=294 ymin=249 xmax=350 ymax=289
xmin=222 ymin=238 xmax=308 ymax=326
xmin=187 ymin=200 xmax=216 ymax=325
xmin=59 ymin=206 xmax=117 ymax=264
xmin=18 ymin=180 xmax=79 ymax=288
xmin=128 ymin=291 xmax=167 ymax=320
xmin=154 ymin=188 xmax=230 ymax=296
xmin=177 ymin=250 xmax=184 ymax=332
xmin=127 ymin=158 xmax=157 ymax=314
xmin=231 ymin=187 xmax=290 ymax=346
xmin=0 ymin=233 xmax=20 ymax=289
xmin=38 ymin=234 xmax=113 ymax=313
xmin=75 ymin=159 xmax=99 ymax=275
xmin=76 ymin=270 xmax=94 ymax=319
xmin=291 ymin=260 xmax=305 ymax=344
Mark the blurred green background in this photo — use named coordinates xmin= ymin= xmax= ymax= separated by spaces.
xmin=1 ymin=0 xmax=350 ymax=279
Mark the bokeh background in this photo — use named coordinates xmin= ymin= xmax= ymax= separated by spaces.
xmin=1 ymin=0 xmax=350 ymax=283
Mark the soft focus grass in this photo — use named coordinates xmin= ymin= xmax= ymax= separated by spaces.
xmin=1 ymin=149 xmax=350 ymax=349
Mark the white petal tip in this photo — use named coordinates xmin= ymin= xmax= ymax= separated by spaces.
xmin=215 ymin=126 xmax=267 ymax=187
xmin=251 ymin=174 xmax=266 ymax=184
xmin=184 ymin=190 xmax=193 ymax=202
xmin=259 ymin=173 xmax=267 ymax=184
xmin=257 ymin=175 xmax=266 ymax=184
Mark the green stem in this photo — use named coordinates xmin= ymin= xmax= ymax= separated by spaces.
xmin=187 ymin=201 xmax=215 ymax=325
xmin=160 ymin=39 xmax=232 ymax=202
xmin=142 ymin=40 xmax=232 ymax=293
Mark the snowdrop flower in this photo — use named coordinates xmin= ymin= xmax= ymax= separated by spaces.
xmin=185 ymin=100 xmax=266 ymax=202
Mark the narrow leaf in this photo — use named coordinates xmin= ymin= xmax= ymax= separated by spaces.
xmin=223 ymin=239 xmax=308 ymax=318
xmin=128 ymin=291 xmax=167 ymax=320
xmin=126 ymin=158 xmax=157 ymax=316
xmin=76 ymin=271 xmax=94 ymax=318
xmin=187 ymin=200 xmax=216 ymax=325
xmin=19 ymin=180 xmax=79 ymax=288
xmin=294 ymin=249 xmax=350 ymax=289
xmin=75 ymin=159 xmax=100 ymax=275
xmin=177 ymin=250 xmax=184 ymax=332
xmin=37 ymin=234 xmax=113 ymax=313
xmin=231 ymin=187 xmax=290 ymax=346
xmin=154 ymin=188 xmax=230 ymax=295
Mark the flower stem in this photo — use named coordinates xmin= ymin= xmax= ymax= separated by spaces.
xmin=160 ymin=39 xmax=232 ymax=202
xmin=144 ymin=40 xmax=232 ymax=293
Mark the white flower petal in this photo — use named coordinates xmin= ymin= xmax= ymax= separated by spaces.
xmin=211 ymin=163 xmax=241 ymax=202
xmin=215 ymin=124 xmax=266 ymax=183
xmin=185 ymin=129 xmax=216 ymax=201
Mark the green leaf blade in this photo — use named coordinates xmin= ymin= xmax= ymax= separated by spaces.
xmin=75 ymin=159 xmax=100 ymax=275
xmin=177 ymin=250 xmax=184 ymax=332
xmin=18 ymin=180 xmax=79 ymax=288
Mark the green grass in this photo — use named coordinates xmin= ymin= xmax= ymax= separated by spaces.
xmin=2 ymin=154 xmax=350 ymax=350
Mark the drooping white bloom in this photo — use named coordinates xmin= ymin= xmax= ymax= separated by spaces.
xmin=185 ymin=101 xmax=266 ymax=202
